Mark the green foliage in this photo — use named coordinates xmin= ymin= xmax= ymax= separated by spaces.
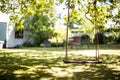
xmin=15 ymin=19 xmax=24 ymax=30
xmin=22 ymin=42 xmax=34 ymax=47
xmin=59 ymin=0 xmax=65 ymax=3
xmin=24 ymin=14 xmax=54 ymax=46
xmin=86 ymin=2 xmax=111 ymax=25
xmin=104 ymin=27 xmax=120 ymax=44
xmin=0 ymin=0 xmax=55 ymax=29
xmin=70 ymin=10 xmax=85 ymax=25
xmin=94 ymin=32 xmax=107 ymax=44
xmin=106 ymin=32 xmax=120 ymax=44
xmin=0 ymin=0 xmax=56 ymax=46
xmin=97 ymin=25 xmax=108 ymax=32
xmin=51 ymin=28 xmax=66 ymax=45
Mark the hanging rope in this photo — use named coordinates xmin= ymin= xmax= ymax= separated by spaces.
xmin=93 ymin=0 xmax=100 ymax=61
xmin=85 ymin=0 xmax=100 ymax=61
xmin=65 ymin=0 xmax=71 ymax=59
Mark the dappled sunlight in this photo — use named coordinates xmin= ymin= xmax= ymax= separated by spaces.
xmin=0 ymin=48 xmax=120 ymax=80
xmin=45 ymin=67 xmax=72 ymax=77
xmin=100 ymin=50 xmax=120 ymax=55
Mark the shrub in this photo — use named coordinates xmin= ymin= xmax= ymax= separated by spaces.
xmin=94 ymin=33 xmax=107 ymax=44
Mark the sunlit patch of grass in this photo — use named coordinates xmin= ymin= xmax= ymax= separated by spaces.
xmin=8 ymin=45 xmax=120 ymax=51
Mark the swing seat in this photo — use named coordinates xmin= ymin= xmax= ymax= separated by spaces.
xmin=63 ymin=0 xmax=102 ymax=64
xmin=63 ymin=59 xmax=102 ymax=63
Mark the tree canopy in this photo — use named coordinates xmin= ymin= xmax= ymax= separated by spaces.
xmin=0 ymin=0 xmax=55 ymax=27
xmin=0 ymin=0 xmax=119 ymax=29
xmin=0 ymin=0 xmax=120 ymax=45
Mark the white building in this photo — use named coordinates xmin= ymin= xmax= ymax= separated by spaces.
xmin=0 ymin=12 xmax=26 ymax=48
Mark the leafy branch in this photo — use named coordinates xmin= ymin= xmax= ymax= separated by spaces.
xmin=85 ymin=0 xmax=98 ymax=25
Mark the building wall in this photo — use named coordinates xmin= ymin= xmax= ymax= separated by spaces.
xmin=0 ymin=12 xmax=9 ymax=48
xmin=0 ymin=12 xmax=30 ymax=48
xmin=7 ymin=25 xmax=26 ymax=48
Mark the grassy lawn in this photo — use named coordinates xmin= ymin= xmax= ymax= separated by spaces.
xmin=0 ymin=45 xmax=120 ymax=80
xmin=20 ymin=45 xmax=120 ymax=51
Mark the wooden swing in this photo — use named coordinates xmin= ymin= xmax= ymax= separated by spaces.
xmin=63 ymin=0 xmax=102 ymax=63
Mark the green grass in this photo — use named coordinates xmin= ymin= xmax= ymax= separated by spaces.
xmin=20 ymin=45 xmax=120 ymax=51
xmin=0 ymin=46 xmax=120 ymax=80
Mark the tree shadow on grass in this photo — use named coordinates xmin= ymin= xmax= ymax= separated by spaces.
xmin=0 ymin=52 xmax=66 ymax=80
xmin=0 ymin=51 xmax=120 ymax=80
xmin=72 ymin=65 xmax=120 ymax=80
xmin=72 ymin=54 xmax=120 ymax=80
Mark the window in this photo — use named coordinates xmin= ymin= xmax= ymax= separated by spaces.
xmin=15 ymin=30 xmax=24 ymax=38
